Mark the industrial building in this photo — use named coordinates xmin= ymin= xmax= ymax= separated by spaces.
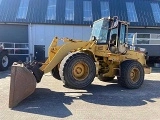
xmin=0 ymin=0 xmax=160 ymax=63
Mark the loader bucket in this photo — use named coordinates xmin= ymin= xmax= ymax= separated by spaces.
xmin=9 ymin=63 xmax=37 ymax=108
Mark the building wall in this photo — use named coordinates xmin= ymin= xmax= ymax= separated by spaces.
xmin=29 ymin=24 xmax=92 ymax=57
xmin=28 ymin=24 xmax=160 ymax=58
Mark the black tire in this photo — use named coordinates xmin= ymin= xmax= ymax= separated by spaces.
xmin=118 ymin=60 xmax=144 ymax=89
xmin=0 ymin=51 xmax=9 ymax=71
xmin=98 ymin=75 xmax=115 ymax=82
xmin=59 ymin=52 xmax=96 ymax=89
xmin=51 ymin=65 xmax=61 ymax=80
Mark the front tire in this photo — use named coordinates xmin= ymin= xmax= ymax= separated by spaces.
xmin=118 ymin=60 xmax=144 ymax=89
xmin=59 ymin=52 xmax=96 ymax=89
xmin=0 ymin=51 xmax=9 ymax=71
xmin=51 ymin=65 xmax=61 ymax=80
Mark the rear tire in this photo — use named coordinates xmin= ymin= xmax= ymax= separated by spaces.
xmin=59 ymin=52 xmax=96 ymax=89
xmin=0 ymin=51 xmax=9 ymax=71
xmin=51 ymin=65 xmax=61 ymax=80
xmin=118 ymin=60 xmax=144 ymax=89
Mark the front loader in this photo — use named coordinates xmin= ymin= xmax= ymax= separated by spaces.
xmin=9 ymin=16 xmax=151 ymax=108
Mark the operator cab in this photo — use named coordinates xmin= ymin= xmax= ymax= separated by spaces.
xmin=90 ymin=16 xmax=129 ymax=54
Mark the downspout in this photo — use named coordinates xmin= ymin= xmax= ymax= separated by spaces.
xmin=29 ymin=23 xmax=33 ymax=62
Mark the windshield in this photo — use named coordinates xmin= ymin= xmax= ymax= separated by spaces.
xmin=90 ymin=19 xmax=109 ymax=44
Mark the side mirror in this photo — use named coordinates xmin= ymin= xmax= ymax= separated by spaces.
xmin=90 ymin=25 xmax=93 ymax=28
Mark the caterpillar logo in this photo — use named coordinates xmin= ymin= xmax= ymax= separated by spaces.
xmin=98 ymin=46 xmax=103 ymax=50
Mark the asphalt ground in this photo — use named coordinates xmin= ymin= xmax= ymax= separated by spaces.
xmin=0 ymin=68 xmax=160 ymax=120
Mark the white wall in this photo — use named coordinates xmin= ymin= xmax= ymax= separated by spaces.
xmin=28 ymin=24 xmax=92 ymax=57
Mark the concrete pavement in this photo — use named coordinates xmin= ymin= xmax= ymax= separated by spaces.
xmin=0 ymin=68 xmax=160 ymax=120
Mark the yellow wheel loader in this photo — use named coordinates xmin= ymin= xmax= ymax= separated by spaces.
xmin=9 ymin=16 xmax=151 ymax=108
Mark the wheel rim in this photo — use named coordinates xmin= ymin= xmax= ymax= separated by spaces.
xmin=130 ymin=68 xmax=140 ymax=83
xmin=2 ymin=55 xmax=8 ymax=68
xmin=72 ymin=61 xmax=89 ymax=81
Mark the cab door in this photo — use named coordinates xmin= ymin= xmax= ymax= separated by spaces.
xmin=118 ymin=24 xmax=127 ymax=54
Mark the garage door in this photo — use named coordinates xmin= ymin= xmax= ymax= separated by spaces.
xmin=0 ymin=24 xmax=29 ymax=63
xmin=0 ymin=24 xmax=28 ymax=43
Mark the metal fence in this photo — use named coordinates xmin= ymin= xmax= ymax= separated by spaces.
xmin=127 ymin=33 xmax=160 ymax=45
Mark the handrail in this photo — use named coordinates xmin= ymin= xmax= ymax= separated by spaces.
xmin=0 ymin=42 xmax=29 ymax=55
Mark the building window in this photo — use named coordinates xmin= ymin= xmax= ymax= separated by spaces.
xmin=83 ymin=1 xmax=92 ymax=21
xmin=151 ymin=3 xmax=160 ymax=23
xmin=46 ymin=0 xmax=57 ymax=20
xmin=100 ymin=1 xmax=110 ymax=18
xmin=126 ymin=2 xmax=138 ymax=22
xmin=16 ymin=0 xmax=30 ymax=19
xmin=65 ymin=0 xmax=74 ymax=21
